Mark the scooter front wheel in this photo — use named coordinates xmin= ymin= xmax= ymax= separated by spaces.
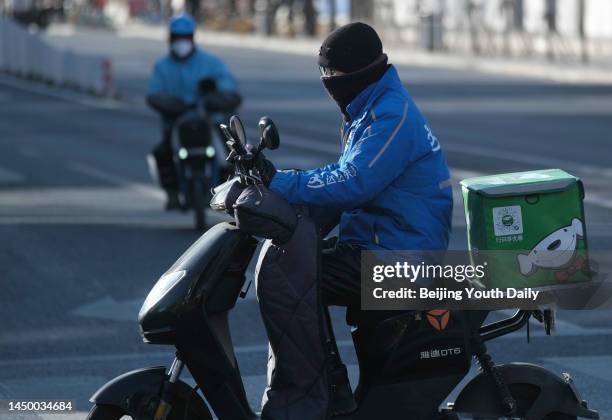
xmin=87 ymin=380 xmax=213 ymax=420
xmin=87 ymin=397 xmax=212 ymax=420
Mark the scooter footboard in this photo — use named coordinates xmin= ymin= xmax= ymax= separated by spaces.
xmin=453 ymin=363 xmax=599 ymax=419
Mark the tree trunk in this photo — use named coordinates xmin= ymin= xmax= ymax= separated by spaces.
xmin=328 ymin=0 xmax=336 ymax=32
xmin=513 ymin=0 xmax=524 ymax=31
xmin=228 ymin=0 xmax=237 ymax=17
xmin=578 ymin=0 xmax=588 ymax=63
xmin=303 ymin=0 xmax=317 ymax=36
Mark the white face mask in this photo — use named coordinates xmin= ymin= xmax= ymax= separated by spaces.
xmin=171 ymin=40 xmax=194 ymax=59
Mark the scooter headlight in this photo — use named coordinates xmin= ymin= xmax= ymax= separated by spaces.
xmin=139 ymin=270 xmax=186 ymax=317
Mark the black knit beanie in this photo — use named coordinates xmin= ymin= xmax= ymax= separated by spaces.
xmin=318 ymin=22 xmax=389 ymax=119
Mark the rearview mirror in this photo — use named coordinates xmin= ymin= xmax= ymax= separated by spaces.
xmin=230 ymin=115 xmax=247 ymax=146
xmin=262 ymin=125 xmax=279 ymax=150
xmin=258 ymin=116 xmax=279 ymax=150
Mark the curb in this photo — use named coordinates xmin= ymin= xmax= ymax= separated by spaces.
xmin=116 ymin=23 xmax=612 ymax=85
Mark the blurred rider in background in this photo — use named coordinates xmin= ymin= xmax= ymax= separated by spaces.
xmin=149 ymin=13 xmax=241 ymax=209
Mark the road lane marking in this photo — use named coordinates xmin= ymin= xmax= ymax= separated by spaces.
xmin=72 ymin=296 xmax=144 ymax=322
xmin=451 ymin=166 xmax=612 ymax=211
xmin=0 ymin=185 xmax=230 ymax=226
xmin=0 ymin=325 xmax=118 ymax=346
xmin=70 ymin=162 xmax=164 ymax=200
xmin=584 ymin=192 xmax=612 ymax=211
xmin=0 ymin=341 xmax=354 ymax=368
xmin=0 ymin=214 xmax=196 ymax=226
xmin=443 ymin=142 xmax=612 ymax=179
xmin=495 ymin=309 xmax=612 ymax=338
xmin=67 ymin=162 xmax=231 ymax=225
xmin=18 ymin=147 xmax=43 ymax=159
xmin=543 ymin=355 xmax=612 ymax=382
xmin=281 ymin=132 xmax=341 ymax=155
xmin=0 ymin=351 xmax=177 ymax=368
xmin=0 ymin=187 xmax=159 ymax=208
xmin=0 ymin=165 xmax=25 ymax=184
xmin=0 ymin=382 xmax=10 ymax=398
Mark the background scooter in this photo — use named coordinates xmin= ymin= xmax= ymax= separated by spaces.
xmin=146 ymin=79 xmax=235 ymax=230
xmin=86 ymin=116 xmax=599 ymax=420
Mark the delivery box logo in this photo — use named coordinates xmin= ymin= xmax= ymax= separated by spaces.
xmin=517 ymin=218 xmax=586 ymax=282
xmin=426 ymin=310 xmax=450 ymax=331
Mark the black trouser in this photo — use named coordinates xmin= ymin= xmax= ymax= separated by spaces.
xmin=321 ymin=241 xmax=396 ymax=327
xmin=152 ymin=123 xmax=179 ymax=191
xmin=321 ymin=241 xmax=409 ymax=367
xmin=320 ymin=241 xmax=362 ymax=377
xmin=321 ymin=241 xmax=361 ymax=314
xmin=321 ymin=240 xmax=419 ymax=408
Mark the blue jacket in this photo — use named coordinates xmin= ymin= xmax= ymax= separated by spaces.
xmin=149 ymin=48 xmax=237 ymax=105
xmin=269 ymin=66 xmax=453 ymax=251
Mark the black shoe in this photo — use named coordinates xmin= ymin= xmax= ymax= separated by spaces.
xmin=331 ymin=364 xmax=357 ymax=417
xmin=164 ymin=190 xmax=181 ymax=210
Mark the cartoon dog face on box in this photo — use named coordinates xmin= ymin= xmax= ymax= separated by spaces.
xmin=518 ymin=218 xmax=584 ymax=277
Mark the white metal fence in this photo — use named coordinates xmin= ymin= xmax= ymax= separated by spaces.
xmin=0 ymin=17 xmax=114 ymax=95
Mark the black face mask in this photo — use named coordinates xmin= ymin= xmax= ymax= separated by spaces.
xmin=321 ymin=54 xmax=388 ymax=120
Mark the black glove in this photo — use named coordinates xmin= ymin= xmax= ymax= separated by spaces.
xmin=198 ymin=78 xmax=217 ymax=94
xmin=255 ymin=152 xmax=277 ymax=187
xmin=204 ymin=92 xmax=242 ymax=113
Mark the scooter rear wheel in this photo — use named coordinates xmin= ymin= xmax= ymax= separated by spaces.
xmin=473 ymin=383 xmax=577 ymax=420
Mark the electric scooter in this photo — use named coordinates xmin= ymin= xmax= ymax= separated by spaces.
xmin=147 ymin=80 xmax=236 ymax=230
xmin=87 ymin=116 xmax=599 ymax=420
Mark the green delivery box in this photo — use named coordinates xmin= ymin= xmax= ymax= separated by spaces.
xmin=460 ymin=169 xmax=590 ymax=289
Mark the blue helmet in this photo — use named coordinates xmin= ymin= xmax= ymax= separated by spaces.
xmin=169 ymin=14 xmax=196 ymax=36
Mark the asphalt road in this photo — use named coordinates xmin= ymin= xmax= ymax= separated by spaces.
xmin=0 ymin=25 xmax=611 ymax=419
